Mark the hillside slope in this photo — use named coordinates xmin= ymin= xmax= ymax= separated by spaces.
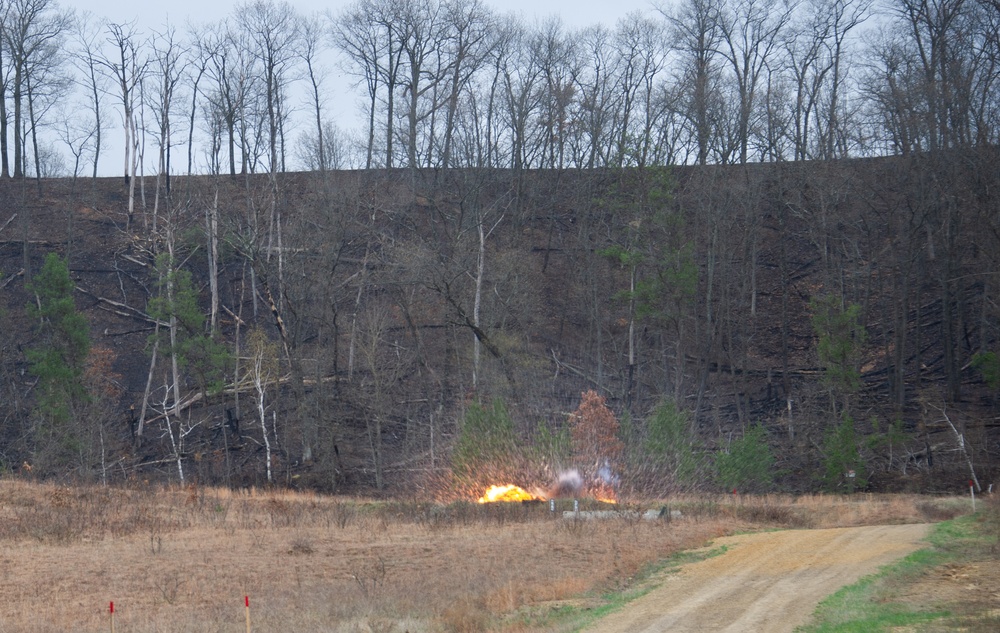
xmin=0 ymin=155 xmax=997 ymax=494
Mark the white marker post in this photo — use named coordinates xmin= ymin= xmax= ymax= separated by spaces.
xmin=969 ymin=480 xmax=976 ymax=513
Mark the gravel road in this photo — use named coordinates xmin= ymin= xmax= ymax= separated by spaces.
xmin=584 ymin=523 xmax=931 ymax=633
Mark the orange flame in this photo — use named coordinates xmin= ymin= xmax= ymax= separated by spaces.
xmin=478 ymin=484 xmax=538 ymax=503
xmin=593 ymin=487 xmax=618 ymax=504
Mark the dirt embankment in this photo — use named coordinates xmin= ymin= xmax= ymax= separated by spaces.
xmin=584 ymin=524 xmax=931 ymax=633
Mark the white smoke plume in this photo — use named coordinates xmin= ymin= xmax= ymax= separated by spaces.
xmin=547 ymin=469 xmax=584 ymax=499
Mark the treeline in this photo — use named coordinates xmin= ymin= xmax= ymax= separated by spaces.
xmin=0 ymin=0 xmax=998 ymax=179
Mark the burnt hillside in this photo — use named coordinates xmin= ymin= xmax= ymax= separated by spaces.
xmin=1 ymin=153 xmax=998 ymax=494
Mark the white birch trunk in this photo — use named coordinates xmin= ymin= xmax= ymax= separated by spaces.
xmin=257 ymin=370 xmax=272 ymax=483
xmin=206 ymin=187 xmax=220 ymax=332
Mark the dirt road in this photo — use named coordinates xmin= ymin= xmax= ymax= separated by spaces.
xmin=584 ymin=523 xmax=931 ymax=633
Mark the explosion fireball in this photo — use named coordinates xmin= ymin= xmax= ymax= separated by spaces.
xmin=476 ymin=470 xmax=618 ymax=503
xmin=477 ymin=484 xmax=537 ymax=503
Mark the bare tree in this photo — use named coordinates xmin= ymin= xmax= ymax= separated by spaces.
xmin=862 ymin=29 xmax=922 ymax=154
xmin=355 ymin=299 xmax=411 ymax=490
xmin=147 ymin=22 xmax=189 ymax=226
xmin=815 ymin=0 xmax=870 ymax=158
xmin=295 ymin=120 xmax=350 ymax=170
xmin=245 ymin=327 xmax=280 ymax=483
xmin=72 ymin=11 xmax=108 ymax=179
xmin=530 ymin=17 xmax=579 ymax=169
xmin=298 ymin=11 xmax=330 ymax=172
xmin=0 ymin=2 xmax=12 ymax=178
xmin=661 ymin=0 xmax=726 ymax=164
xmin=439 ymin=0 xmax=496 ymax=168
xmin=184 ymin=22 xmax=213 ymax=176
xmin=57 ymin=114 xmax=96 ymax=180
xmin=887 ymin=0 xmax=986 ymax=150
xmin=201 ymin=20 xmax=257 ymax=176
xmin=100 ymin=21 xmax=147 ymax=229
xmin=22 ymin=18 xmax=70 ymax=184
xmin=495 ymin=18 xmax=544 ymax=173
xmin=479 ymin=14 xmax=524 ymax=168
xmin=716 ymin=0 xmax=796 ymax=164
xmin=780 ymin=0 xmax=872 ymax=160
xmin=1 ymin=0 xmax=72 ymax=180
xmin=333 ymin=0 xmax=401 ymax=168
xmin=236 ymin=0 xmax=300 ymax=175
xmin=613 ymin=12 xmax=669 ymax=166
xmin=397 ymin=0 xmax=433 ymax=168
xmin=573 ymin=25 xmax=621 ymax=167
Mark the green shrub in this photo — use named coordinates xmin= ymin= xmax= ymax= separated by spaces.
xmin=821 ymin=415 xmax=867 ymax=493
xmin=451 ymin=398 xmax=519 ymax=487
xmin=971 ymin=351 xmax=1000 ymax=391
xmin=645 ymin=399 xmax=698 ymax=485
xmin=530 ymin=419 xmax=571 ymax=469
xmin=25 ymin=253 xmax=92 ymax=469
xmin=715 ymin=424 xmax=775 ymax=493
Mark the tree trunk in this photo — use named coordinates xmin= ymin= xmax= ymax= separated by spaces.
xmin=206 ymin=185 xmax=220 ymax=332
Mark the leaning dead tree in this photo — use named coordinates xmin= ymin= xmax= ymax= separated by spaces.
xmin=932 ymin=404 xmax=981 ymax=492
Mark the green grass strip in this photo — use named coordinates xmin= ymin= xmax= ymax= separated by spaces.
xmin=795 ymin=516 xmax=989 ymax=633
xmin=793 ymin=556 xmax=950 ymax=633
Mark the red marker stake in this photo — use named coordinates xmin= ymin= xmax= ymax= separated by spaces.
xmin=245 ymin=596 xmax=251 ymax=633
xmin=109 ymin=602 xmax=115 ymax=633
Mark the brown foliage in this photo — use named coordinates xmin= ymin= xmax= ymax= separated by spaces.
xmin=571 ymin=390 xmax=624 ymax=479
xmin=83 ymin=345 xmax=124 ymax=400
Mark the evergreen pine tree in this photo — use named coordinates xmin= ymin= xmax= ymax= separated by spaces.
xmin=25 ymin=253 xmax=91 ymax=466
xmin=148 ymin=253 xmax=228 ymax=395
xmin=715 ymin=424 xmax=775 ymax=492
xmin=822 ymin=416 xmax=866 ymax=493
xmin=645 ymin=398 xmax=698 ymax=486
xmin=451 ymin=398 xmax=520 ymax=490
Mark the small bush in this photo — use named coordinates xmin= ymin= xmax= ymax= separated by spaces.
xmin=675 ymin=500 xmax=722 ymax=519
xmin=971 ymin=351 xmax=1000 ymax=391
xmin=288 ymin=535 xmax=315 ymax=555
xmin=328 ymin=501 xmax=357 ymax=529
xmin=715 ymin=424 xmax=775 ymax=493
xmin=822 ymin=416 xmax=867 ymax=492
xmin=640 ymin=399 xmax=699 ymax=491
xmin=731 ymin=500 xmax=799 ymax=526
xmin=916 ymin=499 xmax=968 ymax=522
xmin=451 ymin=399 xmax=520 ymax=488
xmin=440 ymin=599 xmax=489 ymax=633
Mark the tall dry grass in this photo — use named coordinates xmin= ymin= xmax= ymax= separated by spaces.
xmin=0 ymin=480 xmax=959 ymax=633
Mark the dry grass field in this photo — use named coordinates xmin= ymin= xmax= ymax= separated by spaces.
xmin=0 ymin=480 xmax=969 ymax=633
